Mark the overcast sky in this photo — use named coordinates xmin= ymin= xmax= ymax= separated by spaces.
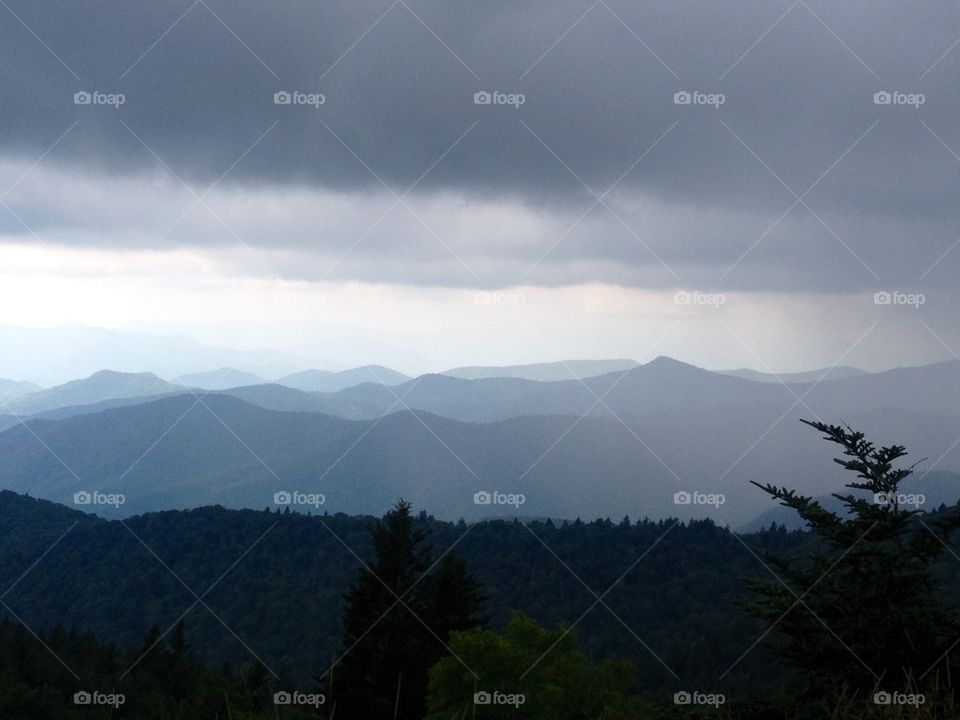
xmin=1 ymin=0 xmax=958 ymax=374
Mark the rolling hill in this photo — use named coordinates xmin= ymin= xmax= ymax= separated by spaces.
xmin=4 ymin=370 xmax=184 ymax=416
xmin=719 ymin=365 xmax=868 ymax=383
xmin=441 ymin=358 xmax=639 ymax=381
xmin=301 ymin=357 xmax=960 ymax=427
xmin=276 ymin=365 xmax=411 ymax=392
xmin=0 ymin=378 xmax=42 ymax=401
xmin=173 ymin=367 xmax=267 ymax=389
xmin=0 ymin=357 xmax=958 ymax=526
xmin=0 ymin=392 xmax=733 ymax=522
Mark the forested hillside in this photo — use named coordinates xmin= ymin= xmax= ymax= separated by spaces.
xmin=0 ymin=491 xmax=796 ymax=689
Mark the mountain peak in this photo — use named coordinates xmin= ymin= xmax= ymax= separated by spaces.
xmin=87 ymin=369 xmax=163 ymax=381
xmin=644 ymin=356 xmax=701 ymax=372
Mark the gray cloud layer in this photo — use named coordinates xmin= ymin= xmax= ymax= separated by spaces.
xmin=1 ymin=0 xmax=959 ymax=291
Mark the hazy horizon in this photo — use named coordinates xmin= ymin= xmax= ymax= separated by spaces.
xmin=0 ymin=321 xmax=952 ymax=386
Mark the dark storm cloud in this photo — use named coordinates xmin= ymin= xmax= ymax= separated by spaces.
xmin=1 ymin=0 xmax=959 ymax=290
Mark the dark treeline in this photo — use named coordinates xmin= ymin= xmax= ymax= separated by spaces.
xmin=0 ymin=496 xmax=796 ymax=689
xmin=2 ymin=421 xmax=960 ymax=718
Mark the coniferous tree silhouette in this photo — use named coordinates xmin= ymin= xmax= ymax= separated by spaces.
xmin=747 ymin=419 xmax=960 ymax=706
xmin=333 ymin=500 xmax=486 ymax=719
